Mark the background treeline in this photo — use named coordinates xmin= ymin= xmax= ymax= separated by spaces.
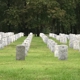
xmin=0 ymin=0 xmax=80 ymax=36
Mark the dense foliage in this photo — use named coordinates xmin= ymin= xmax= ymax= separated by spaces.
xmin=0 ymin=0 xmax=80 ymax=35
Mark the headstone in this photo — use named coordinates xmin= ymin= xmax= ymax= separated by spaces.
xmin=69 ymin=39 xmax=74 ymax=48
xmin=59 ymin=34 xmax=67 ymax=43
xmin=50 ymin=42 xmax=57 ymax=52
xmin=54 ymin=45 xmax=68 ymax=60
xmin=69 ymin=34 xmax=76 ymax=48
xmin=73 ymin=40 xmax=80 ymax=50
xmin=54 ymin=45 xmax=59 ymax=57
xmin=16 ymin=45 xmax=25 ymax=60
xmin=0 ymin=44 xmax=3 ymax=49
xmin=58 ymin=45 xmax=68 ymax=60
xmin=56 ymin=35 xmax=60 ymax=41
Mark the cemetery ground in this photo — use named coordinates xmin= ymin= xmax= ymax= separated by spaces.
xmin=0 ymin=36 xmax=80 ymax=80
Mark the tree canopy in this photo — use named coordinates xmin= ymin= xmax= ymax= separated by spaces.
xmin=0 ymin=0 xmax=80 ymax=36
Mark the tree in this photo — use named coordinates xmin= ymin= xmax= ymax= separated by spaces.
xmin=0 ymin=0 xmax=80 ymax=35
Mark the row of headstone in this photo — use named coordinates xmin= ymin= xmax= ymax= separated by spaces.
xmin=69 ymin=34 xmax=80 ymax=50
xmin=49 ymin=33 xmax=68 ymax=44
xmin=49 ymin=33 xmax=80 ymax=51
xmin=0 ymin=32 xmax=24 ymax=49
xmin=40 ymin=33 xmax=48 ymax=44
xmin=59 ymin=33 xmax=68 ymax=43
xmin=40 ymin=33 xmax=68 ymax=60
xmin=22 ymin=33 xmax=33 ymax=54
xmin=16 ymin=33 xmax=33 ymax=60
xmin=47 ymin=39 xmax=57 ymax=52
xmin=49 ymin=33 xmax=57 ymax=39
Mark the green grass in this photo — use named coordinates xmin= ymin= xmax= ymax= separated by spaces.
xmin=0 ymin=36 xmax=80 ymax=80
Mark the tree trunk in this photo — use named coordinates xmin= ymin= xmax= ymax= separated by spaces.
xmin=56 ymin=19 xmax=60 ymax=34
xmin=70 ymin=26 xmax=73 ymax=33
xmin=73 ymin=26 xmax=77 ymax=34
xmin=36 ymin=27 xmax=40 ymax=37
xmin=61 ymin=26 xmax=64 ymax=33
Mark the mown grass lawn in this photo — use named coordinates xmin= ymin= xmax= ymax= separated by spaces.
xmin=0 ymin=36 xmax=80 ymax=80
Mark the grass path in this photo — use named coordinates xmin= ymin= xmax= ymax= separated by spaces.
xmin=0 ymin=36 xmax=80 ymax=80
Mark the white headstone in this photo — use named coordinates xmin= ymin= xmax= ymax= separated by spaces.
xmin=16 ymin=45 xmax=25 ymax=60
xmin=58 ymin=45 xmax=68 ymax=60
